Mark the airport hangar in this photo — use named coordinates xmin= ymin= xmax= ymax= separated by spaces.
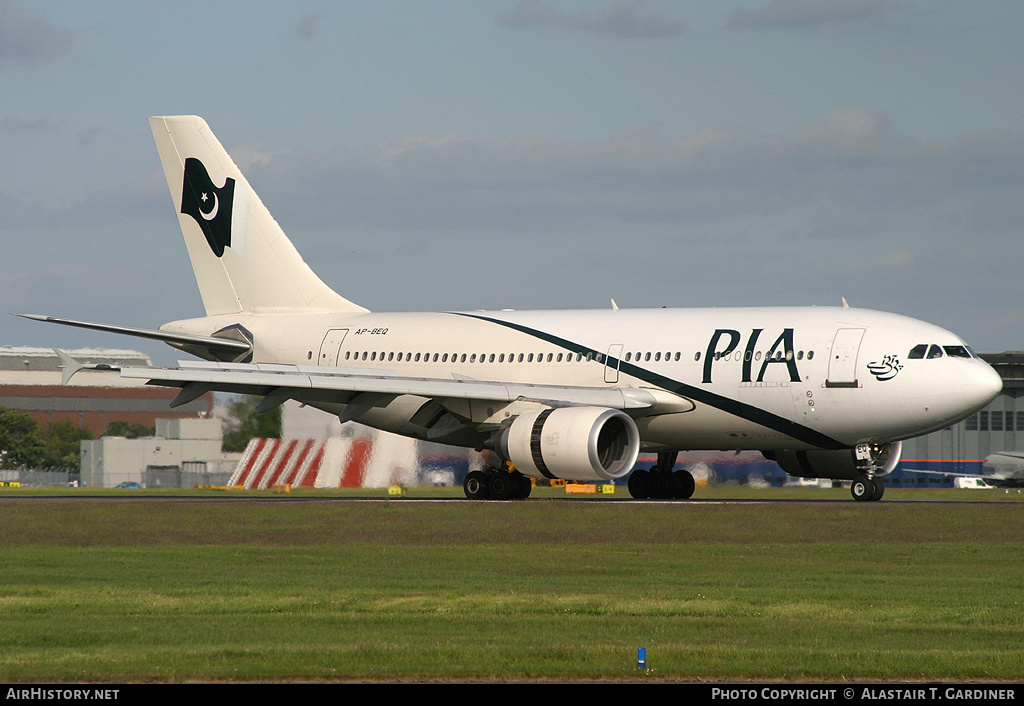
xmin=0 ymin=346 xmax=212 ymax=437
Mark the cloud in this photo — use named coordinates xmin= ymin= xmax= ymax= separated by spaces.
xmin=12 ymin=108 xmax=1021 ymax=253
xmin=497 ymin=0 xmax=685 ymax=39
xmin=235 ymin=109 xmax=1023 ymax=242
xmin=0 ymin=0 xmax=72 ymax=63
xmin=726 ymin=0 xmax=900 ymax=29
xmin=0 ymin=167 xmax=166 ymax=230
xmin=296 ymin=12 xmax=319 ymax=39
xmin=0 ymin=115 xmax=61 ymax=132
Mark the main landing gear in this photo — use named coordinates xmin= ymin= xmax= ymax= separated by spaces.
xmin=627 ymin=451 xmax=695 ymax=500
xmin=851 ymin=475 xmax=885 ymax=502
xmin=463 ymin=468 xmax=532 ymax=500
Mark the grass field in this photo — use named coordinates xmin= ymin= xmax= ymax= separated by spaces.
xmin=0 ymin=486 xmax=1022 ymax=682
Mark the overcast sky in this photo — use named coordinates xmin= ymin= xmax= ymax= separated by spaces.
xmin=2 ymin=0 xmax=1023 ymax=363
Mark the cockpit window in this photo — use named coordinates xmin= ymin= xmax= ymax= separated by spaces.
xmin=908 ymin=344 xmax=928 ymax=359
xmin=911 ymin=343 xmax=976 ymax=360
xmin=943 ymin=345 xmax=972 ymax=358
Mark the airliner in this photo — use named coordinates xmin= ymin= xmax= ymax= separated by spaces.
xmin=26 ymin=116 xmax=1003 ymax=501
xmin=904 ymin=452 xmax=1024 ymax=489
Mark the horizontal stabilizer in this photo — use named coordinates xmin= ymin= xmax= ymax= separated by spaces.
xmin=21 ymin=314 xmax=252 ymax=361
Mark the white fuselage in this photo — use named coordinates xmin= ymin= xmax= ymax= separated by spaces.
xmin=162 ymin=305 xmax=1002 ymax=453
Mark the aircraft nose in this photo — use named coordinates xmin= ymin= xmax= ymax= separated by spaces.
xmin=962 ymin=360 xmax=1002 ymax=412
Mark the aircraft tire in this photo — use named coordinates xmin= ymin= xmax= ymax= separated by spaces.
xmin=674 ymin=470 xmax=695 ymax=499
xmin=464 ymin=470 xmax=490 ymax=500
xmin=514 ymin=473 xmax=532 ymax=499
xmin=627 ymin=469 xmax=651 ymax=499
xmin=851 ymin=476 xmax=874 ymax=502
xmin=489 ymin=472 xmax=516 ymax=500
xmin=651 ymin=469 xmax=681 ymax=499
xmin=871 ymin=477 xmax=885 ymax=501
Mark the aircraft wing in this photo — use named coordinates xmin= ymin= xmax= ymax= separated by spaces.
xmin=120 ymin=359 xmax=659 ymax=409
xmin=900 ymin=462 xmax=1023 ymax=488
xmin=58 ymin=355 xmax=675 ymax=420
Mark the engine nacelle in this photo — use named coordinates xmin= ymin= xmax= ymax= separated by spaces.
xmin=764 ymin=441 xmax=902 ymax=480
xmin=497 ymin=407 xmax=640 ymax=482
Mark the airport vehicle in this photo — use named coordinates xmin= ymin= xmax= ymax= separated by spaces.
xmin=27 ymin=116 xmax=1002 ymax=501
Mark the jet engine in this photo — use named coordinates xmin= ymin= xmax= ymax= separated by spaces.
xmin=495 ymin=407 xmax=640 ymax=482
xmin=764 ymin=441 xmax=902 ymax=480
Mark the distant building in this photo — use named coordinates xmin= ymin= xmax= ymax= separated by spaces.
xmin=80 ymin=417 xmax=234 ymax=488
xmin=0 ymin=346 xmax=212 ymax=436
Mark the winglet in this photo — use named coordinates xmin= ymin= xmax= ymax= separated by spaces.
xmin=54 ymin=349 xmax=85 ymax=386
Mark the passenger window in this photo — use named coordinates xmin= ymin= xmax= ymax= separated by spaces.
xmin=927 ymin=345 xmax=944 ymax=359
xmin=908 ymin=344 xmax=927 ymax=359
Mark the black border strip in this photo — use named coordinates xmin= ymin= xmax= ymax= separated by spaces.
xmin=456 ymin=312 xmax=846 ymax=451
xmin=530 ymin=409 xmax=556 ymax=478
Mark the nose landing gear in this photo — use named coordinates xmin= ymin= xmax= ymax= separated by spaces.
xmin=851 ymin=475 xmax=885 ymax=501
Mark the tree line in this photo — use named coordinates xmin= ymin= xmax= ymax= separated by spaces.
xmin=0 ymin=407 xmax=96 ymax=470
xmin=0 ymin=398 xmax=281 ymax=470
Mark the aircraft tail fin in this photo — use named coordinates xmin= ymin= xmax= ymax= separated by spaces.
xmin=149 ymin=116 xmax=368 ymax=316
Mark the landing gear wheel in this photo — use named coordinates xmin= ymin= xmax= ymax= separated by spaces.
xmin=464 ymin=470 xmax=490 ymax=500
xmin=871 ymin=477 xmax=885 ymax=501
xmin=514 ymin=473 xmax=532 ymax=499
xmin=674 ymin=470 xmax=695 ymax=499
xmin=851 ymin=475 xmax=874 ymax=502
xmin=651 ymin=468 xmax=681 ymax=499
xmin=627 ymin=469 xmax=651 ymax=499
xmin=489 ymin=472 xmax=516 ymax=500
